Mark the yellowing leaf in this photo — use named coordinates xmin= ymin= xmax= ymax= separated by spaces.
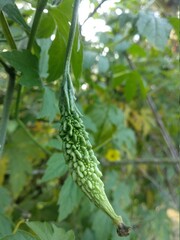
xmin=105 ymin=149 xmax=121 ymax=162
xmin=0 ymin=156 xmax=8 ymax=185
xmin=127 ymin=108 xmax=154 ymax=136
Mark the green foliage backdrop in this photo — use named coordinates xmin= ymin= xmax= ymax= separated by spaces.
xmin=0 ymin=0 xmax=179 ymax=239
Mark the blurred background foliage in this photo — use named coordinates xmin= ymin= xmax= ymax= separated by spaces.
xmin=0 ymin=0 xmax=179 ymax=239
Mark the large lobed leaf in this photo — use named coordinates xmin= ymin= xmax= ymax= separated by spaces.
xmin=41 ymin=153 xmax=68 ymax=182
xmin=27 ymin=221 xmax=75 ymax=240
xmin=137 ymin=11 xmax=172 ymax=50
xmin=58 ymin=175 xmax=83 ymax=221
xmin=1 ymin=50 xmax=41 ymax=87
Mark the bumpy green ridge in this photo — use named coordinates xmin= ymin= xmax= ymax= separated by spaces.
xmin=58 ymin=0 xmax=130 ymax=236
xmin=59 ymin=107 xmax=122 ymax=225
xmin=59 ymin=73 xmax=131 ymax=236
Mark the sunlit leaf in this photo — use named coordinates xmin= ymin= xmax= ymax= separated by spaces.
xmin=47 ymin=30 xmax=66 ymax=81
xmin=168 ymin=17 xmax=179 ymax=36
xmin=137 ymin=11 xmax=172 ymax=50
xmin=2 ymin=3 xmax=30 ymax=33
xmin=37 ymin=39 xmax=52 ymax=79
xmin=37 ymin=13 xmax=56 ymax=38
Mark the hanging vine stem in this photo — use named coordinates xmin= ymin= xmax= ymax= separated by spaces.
xmin=123 ymin=51 xmax=180 ymax=173
xmin=59 ymin=0 xmax=131 ymax=237
xmin=0 ymin=1 xmax=49 ymax=157
xmin=0 ymin=64 xmax=15 ymax=157
xmin=0 ymin=11 xmax=17 ymax=49
xmin=15 ymin=0 xmax=48 ymax=117
xmin=0 ymin=11 xmax=17 ymax=158
xmin=60 ymin=0 xmax=80 ymax=109
xmin=14 ymin=0 xmax=50 ymax=156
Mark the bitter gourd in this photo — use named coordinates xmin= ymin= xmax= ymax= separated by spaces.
xmin=59 ymin=73 xmax=130 ymax=237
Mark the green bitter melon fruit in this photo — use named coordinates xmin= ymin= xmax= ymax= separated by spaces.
xmin=59 ymin=73 xmax=130 ymax=237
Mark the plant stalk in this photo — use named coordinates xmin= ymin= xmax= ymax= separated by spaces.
xmin=0 ymin=11 xmax=17 ymax=49
xmin=0 ymin=68 xmax=15 ymax=157
xmin=27 ymin=0 xmax=48 ymax=50
xmin=63 ymin=0 xmax=80 ymax=74
xmin=16 ymin=0 xmax=48 ymax=116
xmin=0 ymin=11 xmax=17 ymax=157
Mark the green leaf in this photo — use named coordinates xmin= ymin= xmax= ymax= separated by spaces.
xmin=72 ymin=28 xmax=83 ymax=83
xmin=47 ymin=138 xmax=62 ymax=150
xmin=1 ymin=50 xmax=41 ymax=87
xmin=37 ymin=87 xmax=59 ymax=122
xmin=112 ymin=65 xmax=129 ymax=87
xmin=52 ymin=225 xmax=75 ymax=240
xmin=26 ymin=222 xmax=75 ymax=240
xmin=107 ymin=106 xmax=124 ymax=126
xmin=125 ymin=71 xmax=146 ymax=101
xmin=47 ymin=2 xmax=83 ymax=82
xmin=113 ymin=127 xmax=136 ymax=157
xmin=0 ymin=187 xmax=12 ymax=214
xmin=47 ymin=31 xmax=66 ymax=81
xmin=82 ymin=229 xmax=95 ymax=240
xmin=88 ymin=103 xmax=124 ymax=145
xmin=168 ymin=17 xmax=179 ymax=36
xmin=112 ymin=183 xmax=131 ymax=209
xmin=4 ymin=128 xmax=44 ymax=198
xmin=137 ymin=11 xmax=172 ymax=50
xmin=0 ymin=214 xmax=12 ymax=238
xmin=9 ymin=154 xmax=32 ymax=199
xmin=41 ymin=153 xmax=68 ymax=182
xmin=124 ymin=74 xmax=137 ymax=101
xmin=92 ymin=210 xmax=113 ymax=240
xmin=98 ymin=56 xmax=109 ymax=74
xmin=0 ymin=0 xmax=13 ymax=10
xmin=37 ymin=39 xmax=52 ymax=79
xmin=58 ymin=175 xmax=83 ymax=221
xmin=128 ymin=44 xmax=146 ymax=57
xmin=0 ymin=230 xmax=38 ymax=240
xmin=115 ymin=41 xmax=131 ymax=53
xmin=119 ymin=12 xmax=136 ymax=27
xmin=2 ymin=3 xmax=30 ymax=33
xmin=26 ymin=222 xmax=52 ymax=240
xmin=112 ymin=70 xmax=146 ymax=101
xmin=37 ymin=13 xmax=56 ymax=38
xmin=83 ymin=51 xmax=97 ymax=69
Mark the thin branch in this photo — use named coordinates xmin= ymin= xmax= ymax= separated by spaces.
xmin=0 ymin=11 xmax=17 ymax=49
xmin=81 ymin=0 xmax=108 ymax=26
xmin=27 ymin=0 xmax=48 ymax=50
xmin=102 ymin=159 xmax=180 ymax=166
xmin=147 ymin=96 xmax=179 ymax=160
xmin=13 ymin=0 xmax=50 ymax=156
xmin=123 ymin=52 xmax=180 ymax=173
xmin=0 ymin=11 xmax=17 ymax=158
xmin=139 ymin=168 xmax=177 ymax=208
xmin=0 ymin=67 xmax=15 ymax=157
xmin=64 ymin=0 xmax=80 ymax=73
xmin=17 ymin=119 xmax=51 ymax=156
xmin=0 ymin=57 xmax=11 ymax=71
xmin=15 ymin=0 xmax=48 ymax=117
